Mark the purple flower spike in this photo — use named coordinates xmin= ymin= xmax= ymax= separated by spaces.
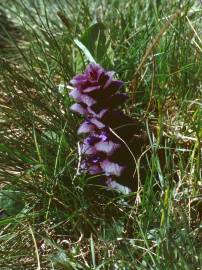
xmin=69 ymin=63 xmax=134 ymax=191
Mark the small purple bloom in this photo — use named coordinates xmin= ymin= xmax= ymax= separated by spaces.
xmin=98 ymin=131 xmax=108 ymax=141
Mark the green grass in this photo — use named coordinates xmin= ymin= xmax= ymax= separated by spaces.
xmin=0 ymin=0 xmax=202 ymax=269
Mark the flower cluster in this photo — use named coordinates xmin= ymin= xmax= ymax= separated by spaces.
xmin=69 ymin=63 xmax=134 ymax=190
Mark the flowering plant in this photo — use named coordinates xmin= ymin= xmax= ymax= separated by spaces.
xmin=69 ymin=63 xmax=135 ymax=192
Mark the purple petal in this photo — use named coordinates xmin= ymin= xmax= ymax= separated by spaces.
xmin=106 ymin=178 xmax=132 ymax=194
xmin=70 ymin=74 xmax=87 ymax=86
xmin=81 ymin=143 xmax=97 ymax=155
xmin=90 ymin=118 xmax=105 ymax=129
xmin=69 ymin=89 xmax=81 ymax=100
xmin=70 ymin=89 xmax=96 ymax=106
xmin=98 ymin=131 xmax=109 ymax=141
xmin=103 ymin=71 xmax=115 ymax=89
xmin=95 ymin=141 xmax=120 ymax=155
xmin=77 ymin=121 xmax=95 ymax=134
xmin=87 ymin=107 xmax=108 ymax=118
xmin=96 ymin=109 xmax=108 ymax=118
xmin=80 ymin=94 xmax=96 ymax=106
xmin=100 ymin=160 xmax=125 ymax=177
xmin=85 ymin=63 xmax=103 ymax=80
xmin=70 ymin=103 xmax=87 ymax=115
xmin=82 ymin=85 xmax=101 ymax=93
xmin=97 ymin=67 xmax=105 ymax=80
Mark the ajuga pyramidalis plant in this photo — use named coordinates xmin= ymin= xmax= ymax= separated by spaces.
xmin=69 ymin=63 xmax=137 ymax=192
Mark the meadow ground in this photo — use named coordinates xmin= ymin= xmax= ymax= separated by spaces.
xmin=0 ymin=0 xmax=202 ymax=269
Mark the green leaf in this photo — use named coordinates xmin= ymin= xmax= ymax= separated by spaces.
xmin=74 ymin=39 xmax=96 ymax=63
xmin=80 ymin=22 xmax=108 ymax=63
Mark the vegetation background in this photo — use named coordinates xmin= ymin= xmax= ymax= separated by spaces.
xmin=0 ymin=0 xmax=201 ymax=269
